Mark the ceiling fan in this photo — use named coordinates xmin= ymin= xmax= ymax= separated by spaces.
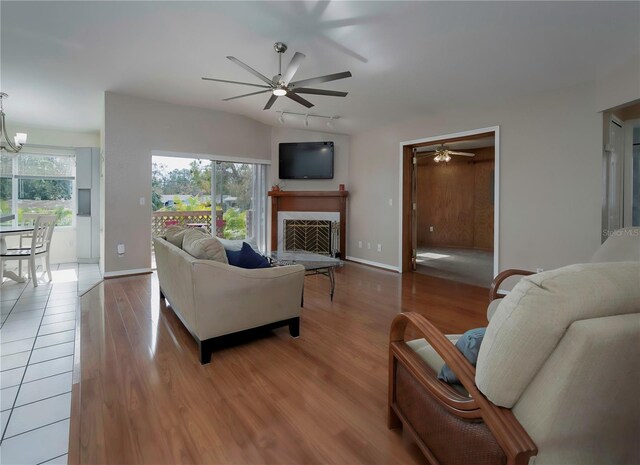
xmin=202 ymin=42 xmax=352 ymax=110
xmin=422 ymin=145 xmax=475 ymax=163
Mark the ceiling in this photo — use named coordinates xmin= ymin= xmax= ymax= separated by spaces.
xmin=1 ymin=1 xmax=638 ymax=135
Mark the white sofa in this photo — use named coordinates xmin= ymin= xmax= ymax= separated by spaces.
xmin=154 ymin=236 xmax=305 ymax=364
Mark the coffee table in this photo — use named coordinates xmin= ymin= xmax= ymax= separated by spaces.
xmin=270 ymin=251 xmax=343 ymax=301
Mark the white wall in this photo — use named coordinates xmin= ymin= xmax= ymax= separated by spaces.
xmin=270 ymin=127 xmax=350 ymax=191
xmin=348 ymin=82 xmax=612 ymax=272
xmin=103 ymin=92 xmax=272 ymax=275
xmin=595 ymin=52 xmax=640 ymax=112
xmin=5 ymin=124 xmax=100 ymax=264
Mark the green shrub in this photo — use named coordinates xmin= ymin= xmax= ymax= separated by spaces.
xmin=223 ymin=208 xmax=246 ymax=239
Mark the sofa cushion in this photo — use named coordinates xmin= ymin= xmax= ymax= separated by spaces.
xmin=218 ymin=237 xmax=260 ymax=253
xmin=165 ymin=226 xmax=190 ymax=248
xmin=182 ymin=229 xmax=228 ymax=264
xmin=487 ymin=298 xmax=502 ymax=322
xmin=438 ymin=327 xmax=486 ymax=384
xmin=407 ymin=336 xmax=468 ymax=396
xmin=226 ymin=242 xmax=270 ymax=269
xmin=590 ymin=227 xmax=640 ymax=262
xmin=476 ymin=262 xmax=640 ymax=408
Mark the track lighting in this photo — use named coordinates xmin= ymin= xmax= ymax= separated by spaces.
xmin=327 ymin=117 xmax=334 ymax=129
xmin=275 ymin=111 xmax=340 ymax=129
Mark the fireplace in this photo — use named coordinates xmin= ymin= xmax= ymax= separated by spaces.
xmin=269 ymin=190 xmax=348 ymax=257
xmin=280 ymin=213 xmax=340 ymax=256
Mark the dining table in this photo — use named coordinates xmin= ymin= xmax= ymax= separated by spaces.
xmin=0 ymin=226 xmax=35 ymax=283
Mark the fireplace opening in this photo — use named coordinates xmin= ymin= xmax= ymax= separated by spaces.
xmin=284 ymin=220 xmax=340 ymax=256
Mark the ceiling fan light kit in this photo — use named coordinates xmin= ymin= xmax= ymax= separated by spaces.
xmin=202 ymin=42 xmax=352 ymax=111
xmin=419 ymin=145 xmax=475 ymax=163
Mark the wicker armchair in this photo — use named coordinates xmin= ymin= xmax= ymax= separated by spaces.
xmin=389 ymin=262 xmax=640 ymax=465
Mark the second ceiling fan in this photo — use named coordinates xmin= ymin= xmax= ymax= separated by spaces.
xmin=421 ymin=145 xmax=475 ymax=163
xmin=202 ymin=42 xmax=352 ymax=110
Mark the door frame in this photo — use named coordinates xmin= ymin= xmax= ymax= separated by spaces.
xmin=624 ymin=118 xmax=640 ymax=227
xmin=398 ymin=126 xmax=500 ymax=276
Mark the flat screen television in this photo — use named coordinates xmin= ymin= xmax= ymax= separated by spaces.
xmin=279 ymin=142 xmax=334 ymax=179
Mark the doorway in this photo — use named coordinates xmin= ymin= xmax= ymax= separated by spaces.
xmin=601 ymin=100 xmax=640 ymax=234
xmin=399 ymin=127 xmax=499 ymax=287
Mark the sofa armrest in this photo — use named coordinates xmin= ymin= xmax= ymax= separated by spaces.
xmin=389 ymin=312 xmax=537 ymax=465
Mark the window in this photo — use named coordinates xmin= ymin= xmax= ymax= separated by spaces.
xmin=0 ymin=150 xmax=76 ymax=227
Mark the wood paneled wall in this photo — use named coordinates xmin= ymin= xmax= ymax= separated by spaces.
xmin=416 ymin=147 xmax=494 ymax=251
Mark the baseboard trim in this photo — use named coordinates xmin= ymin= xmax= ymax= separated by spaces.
xmin=345 ymin=256 xmax=399 ymax=272
xmin=103 ymin=268 xmax=153 ymax=279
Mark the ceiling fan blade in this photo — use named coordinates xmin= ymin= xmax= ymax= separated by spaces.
xmin=449 ymin=151 xmax=475 ymax=157
xmin=263 ymin=94 xmax=278 ymax=110
xmin=227 ymin=56 xmax=275 ymax=86
xmin=223 ymin=89 xmax=271 ymax=101
xmin=201 ymin=77 xmax=271 ymax=89
xmin=282 ymin=52 xmax=306 ymax=85
xmin=290 ymin=71 xmax=352 ymax=88
xmin=286 ymin=92 xmax=314 ymax=108
xmin=292 ymin=88 xmax=348 ymax=97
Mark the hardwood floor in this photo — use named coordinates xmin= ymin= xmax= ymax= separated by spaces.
xmin=69 ymin=262 xmax=488 ymax=465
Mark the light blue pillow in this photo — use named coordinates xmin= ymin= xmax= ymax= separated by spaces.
xmin=438 ymin=327 xmax=486 ymax=385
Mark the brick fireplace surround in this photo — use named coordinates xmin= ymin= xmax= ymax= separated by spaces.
xmin=268 ymin=190 xmax=348 ymax=257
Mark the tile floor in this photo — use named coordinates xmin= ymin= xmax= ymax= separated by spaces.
xmin=0 ymin=263 xmax=101 ymax=464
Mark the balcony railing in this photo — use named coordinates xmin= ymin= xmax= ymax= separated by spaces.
xmin=152 ymin=210 xmax=226 ymax=240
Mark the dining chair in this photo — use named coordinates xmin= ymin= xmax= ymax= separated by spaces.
xmin=18 ymin=213 xmax=40 ymax=276
xmin=0 ymin=215 xmax=56 ymax=287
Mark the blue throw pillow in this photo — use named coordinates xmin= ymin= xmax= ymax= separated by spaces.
xmin=225 ymin=242 xmax=271 ymax=269
xmin=438 ymin=327 xmax=486 ymax=385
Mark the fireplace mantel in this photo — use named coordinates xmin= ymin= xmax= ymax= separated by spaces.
xmin=269 ymin=190 xmax=348 ymax=256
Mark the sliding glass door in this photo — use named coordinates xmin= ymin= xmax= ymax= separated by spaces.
xmin=151 ymin=156 xmax=268 ymax=261
xmin=212 ymin=161 xmax=267 ymax=250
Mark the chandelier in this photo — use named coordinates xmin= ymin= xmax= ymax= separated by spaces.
xmin=0 ymin=93 xmax=27 ymax=153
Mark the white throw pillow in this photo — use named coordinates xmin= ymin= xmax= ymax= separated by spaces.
xmin=182 ymin=229 xmax=228 ymax=264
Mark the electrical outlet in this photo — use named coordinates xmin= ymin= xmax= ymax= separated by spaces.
xmin=139 ymin=197 xmax=145 ymax=206
xmin=117 ymin=243 xmax=125 ymax=256
xmin=367 ymin=242 xmax=371 ymax=249
xmin=358 ymin=241 xmax=362 ymax=248
xmin=429 ymin=226 xmax=434 ymax=232
xmin=388 ymin=198 xmax=393 ymax=206
xmin=377 ymin=243 xmax=382 ymax=252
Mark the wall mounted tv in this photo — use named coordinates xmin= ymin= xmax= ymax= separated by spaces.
xmin=279 ymin=142 xmax=334 ymax=179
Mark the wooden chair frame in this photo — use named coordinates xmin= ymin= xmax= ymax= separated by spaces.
xmin=388 ymin=312 xmax=537 ymax=465
xmin=489 ymin=269 xmax=535 ymax=303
